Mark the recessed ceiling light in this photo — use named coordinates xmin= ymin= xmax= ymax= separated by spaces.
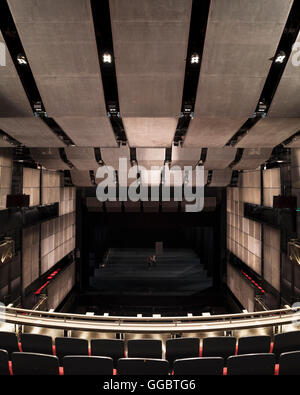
xmin=275 ymin=51 xmax=286 ymax=64
xmin=191 ymin=53 xmax=199 ymax=64
xmin=103 ymin=53 xmax=112 ymax=63
xmin=17 ymin=54 xmax=27 ymax=65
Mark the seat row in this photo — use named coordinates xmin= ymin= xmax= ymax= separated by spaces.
xmin=1 ymin=350 xmax=300 ymax=375
xmin=1 ymin=331 xmax=300 ymax=366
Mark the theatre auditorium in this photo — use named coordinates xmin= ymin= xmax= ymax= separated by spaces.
xmin=0 ymin=0 xmax=300 ymax=377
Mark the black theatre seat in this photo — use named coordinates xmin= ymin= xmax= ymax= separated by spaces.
xmin=21 ymin=333 xmax=53 ymax=355
xmin=117 ymin=358 xmax=169 ymax=375
xmin=173 ymin=357 xmax=224 ymax=375
xmin=227 ymin=353 xmax=276 ymax=375
xmin=11 ymin=352 xmax=59 ymax=375
xmin=279 ymin=351 xmax=300 ymax=375
xmin=273 ymin=331 xmax=300 ymax=360
xmin=55 ymin=337 xmax=89 ymax=364
xmin=63 ymin=356 xmax=114 ymax=375
xmin=202 ymin=336 xmax=236 ymax=360
xmin=237 ymin=335 xmax=271 ymax=355
xmin=166 ymin=338 xmax=200 ymax=366
xmin=0 ymin=332 xmax=19 ymax=358
xmin=91 ymin=339 xmax=125 ymax=367
xmin=0 ymin=349 xmax=10 ymax=375
xmin=127 ymin=339 xmax=162 ymax=359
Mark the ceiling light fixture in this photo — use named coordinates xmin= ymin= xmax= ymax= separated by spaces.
xmin=103 ymin=53 xmax=112 ymax=63
xmin=275 ymin=51 xmax=286 ymax=64
xmin=17 ymin=54 xmax=27 ymax=65
xmin=191 ymin=53 xmax=199 ymax=64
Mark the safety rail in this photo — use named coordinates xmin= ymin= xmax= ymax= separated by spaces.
xmin=0 ymin=305 xmax=300 ymax=334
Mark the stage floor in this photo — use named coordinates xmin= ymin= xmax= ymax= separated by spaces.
xmin=89 ymin=249 xmax=212 ymax=296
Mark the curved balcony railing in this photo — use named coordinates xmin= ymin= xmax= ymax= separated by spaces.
xmin=1 ymin=305 xmax=300 ymax=334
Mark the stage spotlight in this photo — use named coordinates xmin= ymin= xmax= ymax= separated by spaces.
xmin=191 ymin=53 xmax=199 ymax=64
xmin=17 ymin=54 xmax=27 ymax=65
xmin=103 ymin=53 xmax=112 ymax=63
xmin=275 ymin=51 xmax=286 ymax=63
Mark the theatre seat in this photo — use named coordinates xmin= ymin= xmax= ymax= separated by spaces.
xmin=21 ymin=333 xmax=53 ymax=355
xmin=273 ymin=331 xmax=300 ymax=360
xmin=237 ymin=335 xmax=271 ymax=355
xmin=173 ymin=357 xmax=224 ymax=375
xmin=63 ymin=356 xmax=114 ymax=375
xmin=278 ymin=351 xmax=300 ymax=375
xmin=117 ymin=358 xmax=169 ymax=375
xmin=55 ymin=338 xmax=89 ymax=364
xmin=202 ymin=336 xmax=236 ymax=360
xmin=0 ymin=332 xmax=19 ymax=358
xmin=0 ymin=350 xmax=10 ymax=375
xmin=91 ymin=339 xmax=125 ymax=367
xmin=166 ymin=338 xmax=200 ymax=366
xmin=127 ymin=339 xmax=162 ymax=359
xmin=11 ymin=352 xmax=59 ymax=375
xmin=227 ymin=353 xmax=276 ymax=375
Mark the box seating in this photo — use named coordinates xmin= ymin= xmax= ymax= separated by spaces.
xmin=0 ymin=332 xmax=19 ymax=358
xmin=117 ymin=358 xmax=169 ymax=375
xmin=173 ymin=357 xmax=224 ymax=375
xmin=237 ymin=335 xmax=271 ymax=355
xmin=166 ymin=338 xmax=200 ymax=366
xmin=273 ymin=331 xmax=300 ymax=360
xmin=202 ymin=336 xmax=236 ymax=360
xmin=20 ymin=333 xmax=53 ymax=355
xmin=278 ymin=351 xmax=300 ymax=375
xmin=55 ymin=338 xmax=89 ymax=364
xmin=63 ymin=355 xmax=114 ymax=375
xmin=127 ymin=339 xmax=162 ymax=359
xmin=11 ymin=352 xmax=59 ymax=375
xmin=0 ymin=350 xmax=10 ymax=375
xmin=227 ymin=353 xmax=276 ymax=375
xmin=91 ymin=339 xmax=125 ymax=367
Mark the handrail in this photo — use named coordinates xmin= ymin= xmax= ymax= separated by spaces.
xmin=1 ymin=305 xmax=300 ymax=334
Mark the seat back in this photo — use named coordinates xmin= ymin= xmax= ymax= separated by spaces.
xmin=12 ymin=352 xmax=59 ymax=375
xmin=273 ymin=331 xmax=300 ymax=358
xmin=237 ymin=335 xmax=271 ymax=355
xmin=0 ymin=349 xmax=10 ymax=375
xmin=127 ymin=339 xmax=162 ymax=359
xmin=63 ymin=356 xmax=113 ymax=375
xmin=279 ymin=351 xmax=300 ymax=375
xmin=55 ymin=337 xmax=89 ymax=364
xmin=227 ymin=353 xmax=276 ymax=375
xmin=173 ymin=357 xmax=224 ymax=375
xmin=166 ymin=338 xmax=200 ymax=365
xmin=0 ymin=332 xmax=19 ymax=357
xmin=91 ymin=339 xmax=124 ymax=367
xmin=117 ymin=358 xmax=169 ymax=375
xmin=202 ymin=336 xmax=236 ymax=360
xmin=21 ymin=333 xmax=53 ymax=355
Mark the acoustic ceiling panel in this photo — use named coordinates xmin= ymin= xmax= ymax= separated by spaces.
xmin=8 ymin=0 xmax=107 ymax=117
xmin=236 ymin=118 xmax=300 ymax=148
xmin=65 ymin=147 xmax=99 ymax=170
xmin=209 ymin=169 xmax=232 ymax=187
xmin=110 ymin=0 xmax=192 ymax=118
xmin=184 ymin=118 xmax=245 ymax=148
xmin=140 ymin=169 xmax=162 ymax=186
xmin=0 ymin=118 xmax=63 ymax=147
xmin=233 ymin=148 xmax=273 ymax=170
xmin=194 ymin=0 xmax=292 ymax=119
xmin=269 ymin=31 xmax=300 ymax=117
xmin=0 ymin=32 xmax=32 ymax=117
xmin=30 ymin=148 xmax=69 ymax=170
xmin=136 ymin=148 xmax=165 ymax=168
xmin=171 ymin=146 xmax=201 ymax=168
xmin=70 ymin=169 xmax=93 ymax=187
xmin=204 ymin=147 xmax=236 ymax=169
xmin=101 ymin=145 xmax=131 ymax=170
xmin=123 ymin=117 xmax=177 ymax=148
xmin=55 ymin=117 xmax=117 ymax=148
